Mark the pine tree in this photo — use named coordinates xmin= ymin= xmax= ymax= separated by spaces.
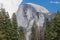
xmin=45 ymin=18 xmax=57 ymax=40
xmin=11 ymin=13 xmax=18 ymax=40
xmin=53 ymin=12 xmax=60 ymax=40
xmin=0 ymin=9 xmax=6 ymax=40
xmin=18 ymin=26 xmax=25 ymax=40
xmin=0 ymin=8 xmax=12 ymax=40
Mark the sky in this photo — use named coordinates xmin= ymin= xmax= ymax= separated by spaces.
xmin=22 ymin=0 xmax=60 ymax=13
xmin=0 ymin=0 xmax=60 ymax=17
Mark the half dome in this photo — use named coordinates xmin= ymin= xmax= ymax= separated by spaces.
xmin=27 ymin=3 xmax=49 ymax=14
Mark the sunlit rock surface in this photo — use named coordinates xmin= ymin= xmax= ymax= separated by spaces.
xmin=16 ymin=3 xmax=50 ymax=40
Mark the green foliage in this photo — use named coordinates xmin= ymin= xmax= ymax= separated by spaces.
xmin=0 ymin=8 xmax=25 ymax=40
xmin=0 ymin=8 xmax=12 ymax=40
xmin=45 ymin=12 xmax=60 ymax=40
xmin=45 ymin=19 xmax=57 ymax=40
xmin=11 ymin=13 xmax=18 ymax=40
xmin=53 ymin=12 xmax=60 ymax=40
xmin=18 ymin=26 xmax=25 ymax=40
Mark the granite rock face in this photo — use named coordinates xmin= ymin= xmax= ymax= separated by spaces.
xmin=16 ymin=3 xmax=50 ymax=40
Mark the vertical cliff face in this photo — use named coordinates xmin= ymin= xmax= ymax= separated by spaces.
xmin=16 ymin=3 xmax=50 ymax=40
xmin=16 ymin=3 xmax=50 ymax=27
